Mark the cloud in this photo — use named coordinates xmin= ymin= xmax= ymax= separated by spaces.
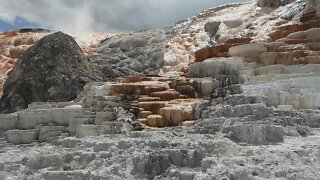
xmin=0 ymin=0 xmax=250 ymax=33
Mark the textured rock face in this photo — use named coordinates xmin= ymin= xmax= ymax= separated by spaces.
xmin=91 ymin=29 xmax=170 ymax=79
xmin=2 ymin=129 xmax=320 ymax=179
xmin=257 ymin=0 xmax=295 ymax=7
xmin=0 ymin=30 xmax=110 ymax=97
xmin=0 ymin=114 xmax=17 ymax=130
xmin=229 ymin=124 xmax=284 ymax=145
xmin=0 ymin=31 xmax=47 ymax=97
xmin=188 ymin=57 xmax=244 ymax=78
xmin=5 ymin=129 xmax=38 ymax=144
xmin=193 ymin=94 xmax=320 ymax=144
xmin=0 ymin=32 xmax=99 ymax=113
xmin=188 ymin=57 xmax=244 ymax=98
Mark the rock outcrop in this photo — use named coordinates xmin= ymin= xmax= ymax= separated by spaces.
xmin=0 ymin=30 xmax=48 ymax=97
xmin=0 ymin=30 xmax=110 ymax=97
xmin=90 ymin=29 xmax=171 ymax=79
xmin=0 ymin=32 xmax=99 ymax=113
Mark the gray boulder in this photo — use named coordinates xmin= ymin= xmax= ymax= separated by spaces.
xmin=204 ymin=21 xmax=221 ymax=37
xmin=0 ymin=32 xmax=99 ymax=113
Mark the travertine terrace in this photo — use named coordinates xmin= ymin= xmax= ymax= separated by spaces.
xmin=1 ymin=0 xmax=320 ymax=179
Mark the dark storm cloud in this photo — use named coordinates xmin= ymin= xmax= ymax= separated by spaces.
xmin=0 ymin=0 xmax=250 ymax=33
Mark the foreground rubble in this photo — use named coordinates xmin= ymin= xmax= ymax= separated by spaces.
xmin=1 ymin=130 xmax=320 ymax=179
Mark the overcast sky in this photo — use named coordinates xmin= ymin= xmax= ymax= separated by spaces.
xmin=0 ymin=0 xmax=250 ymax=33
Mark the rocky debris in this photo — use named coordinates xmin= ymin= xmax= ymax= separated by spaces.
xmin=0 ymin=32 xmax=99 ymax=113
xmin=1 ymin=129 xmax=320 ymax=179
xmin=91 ymin=29 xmax=171 ymax=80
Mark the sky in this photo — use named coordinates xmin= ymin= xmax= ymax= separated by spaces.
xmin=0 ymin=0 xmax=250 ymax=33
